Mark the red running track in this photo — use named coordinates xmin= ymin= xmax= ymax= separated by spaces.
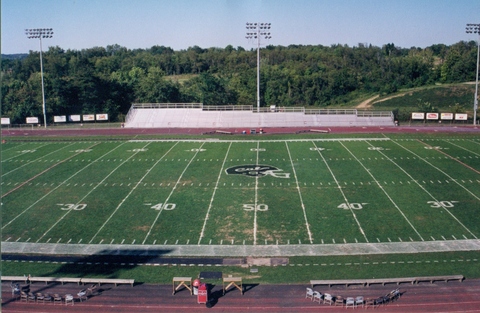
xmin=1 ymin=125 xmax=479 ymax=138
xmin=2 ymin=279 xmax=480 ymax=312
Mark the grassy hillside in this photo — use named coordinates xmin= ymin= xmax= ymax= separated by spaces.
xmin=352 ymin=83 xmax=477 ymax=122
xmin=371 ymin=84 xmax=476 ymax=111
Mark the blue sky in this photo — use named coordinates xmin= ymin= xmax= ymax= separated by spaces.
xmin=2 ymin=0 xmax=479 ymax=54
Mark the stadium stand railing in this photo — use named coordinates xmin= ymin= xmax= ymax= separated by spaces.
xmin=132 ymin=103 xmax=203 ymax=109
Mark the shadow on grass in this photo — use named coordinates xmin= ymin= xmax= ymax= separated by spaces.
xmin=46 ymin=248 xmax=174 ymax=280
xmin=1 ymin=248 xmax=173 ymax=306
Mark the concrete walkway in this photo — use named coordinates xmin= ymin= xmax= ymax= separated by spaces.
xmin=3 ymin=239 xmax=480 ymax=257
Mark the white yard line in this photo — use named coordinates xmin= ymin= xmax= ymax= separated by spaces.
xmin=443 ymin=140 xmax=480 ymax=157
xmin=312 ymin=141 xmax=369 ymax=242
xmin=1 ymin=143 xmax=49 ymax=162
xmin=342 ymin=141 xmax=424 ymax=241
xmin=466 ymin=139 xmax=480 ymax=146
xmin=197 ymin=142 xmax=232 ymax=245
xmin=2 ymin=141 xmax=116 ymax=229
xmin=38 ymin=142 xmax=152 ymax=243
xmin=392 ymin=140 xmax=479 ymax=239
xmin=142 ymin=142 xmax=206 ymax=244
xmin=394 ymin=140 xmax=480 ymax=203
xmin=89 ymin=142 xmax=179 ymax=244
xmin=285 ymin=142 xmax=313 ymax=244
xmin=253 ymin=141 xmax=260 ymax=245
xmin=0 ymin=142 xmax=28 ymax=152
xmin=2 ymin=143 xmax=77 ymax=177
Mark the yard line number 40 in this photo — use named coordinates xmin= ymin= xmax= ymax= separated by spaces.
xmin=338 ymin=203 xmax=367 ymax=210
xmin=146 ymin=203 xmax=176 ymax=211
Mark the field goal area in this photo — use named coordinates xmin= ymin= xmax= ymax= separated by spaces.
xmin=1 ymin=135 xmax=480 ymax=256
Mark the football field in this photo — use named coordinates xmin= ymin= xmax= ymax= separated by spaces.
xmin=2 ymin=134 xmax=480 ymax=253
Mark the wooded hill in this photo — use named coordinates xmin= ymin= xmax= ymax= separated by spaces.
xmin=1 ymin=41 xmax=478 ymax=124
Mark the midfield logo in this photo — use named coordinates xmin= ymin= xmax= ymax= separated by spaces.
xmin=225 ymin=165 xmax=290 ymax=178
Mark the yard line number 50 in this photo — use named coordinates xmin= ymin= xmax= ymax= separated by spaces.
xmin=243 ymin=204 xmax=268 ymax=211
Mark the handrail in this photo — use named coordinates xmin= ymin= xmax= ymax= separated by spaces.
xmin=132 ymin=103 xmax=203 ymax=109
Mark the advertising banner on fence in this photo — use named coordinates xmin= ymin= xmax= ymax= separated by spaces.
xmin=441 ymin=113 xmax=454 ymax=120
xmin=54 ymin=115 xmax=67 ymax=123
xmin=1 ymin=117 xmax=11 ymax=125
xmin=96 ymin=113 xmax=108 ymax=121
xmin=411 ymin=112 xmax=425 ymax=120
xmin=82 ymin=114 xmax=95 ymax=121
xmin=426 ymin=113 xmax=439 ymax=120
xmin=68 ymin=115 xmax=81 ymax=122
xmin=455 ymin=113 xmax=468 ymax=120
xmin=26 ymin=117 xmax=39 ymax=124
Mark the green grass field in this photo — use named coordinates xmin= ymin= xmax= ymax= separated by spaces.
xmin=2 ymin=133 xmax=479 ymax=251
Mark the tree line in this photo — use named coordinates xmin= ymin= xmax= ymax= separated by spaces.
xmin=1 ymin=41 xmax=478 ymax=124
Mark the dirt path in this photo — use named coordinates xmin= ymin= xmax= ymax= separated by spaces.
xmin=355 ymin=95 xmax=379 ymax=109
xmin=356 ymin=92 xmax=415 ymax=109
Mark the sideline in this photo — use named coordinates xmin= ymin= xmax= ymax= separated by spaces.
xmin=2 ymin=239 xmax=480 ymax=257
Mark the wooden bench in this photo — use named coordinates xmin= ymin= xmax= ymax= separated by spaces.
xmin=1 ymin=276 xmax=29 ymax=284
xmin=311 ymin=275 xmax=464 ymax=288
xmin=59 ymin=277 xmax=82 ymax=285
xmin=80 ymin=278 xmax=134 ymax=287
xmin=2 ymin=276 xmax=83 ymax=285
xmin=365 ymin=277 xmax=417 ymax=286
xmin=27 ymin=277 xmax=82 ymax=285
xmin=414 ymin=275 xmax=464 ymax=284
xmin=311 ymin=279 xmax=369 ymax=287
xmin=172 ymin=277 xmax=192 ymax=295
xmin=223 ymin=276 xmax=243 ymax=295
xmin=2 ymin=276 xmax=133 ymax=287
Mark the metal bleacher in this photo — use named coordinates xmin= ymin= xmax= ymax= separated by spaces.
xmin=124 ymin=104 xmax=394 ymax=128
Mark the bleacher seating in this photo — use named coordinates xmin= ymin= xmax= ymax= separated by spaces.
xmin=124 ymin=104 xmax=394 ymax=128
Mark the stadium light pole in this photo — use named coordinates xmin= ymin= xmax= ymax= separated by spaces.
xmin=466 ymin=23 xmax=480 ymax=126
xmin=246 ymin=22 xmax=271 ymax=113
xmin=25 ymin=28 xmax=54 ymax=128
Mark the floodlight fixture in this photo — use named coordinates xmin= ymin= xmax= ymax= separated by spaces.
xmin=246 ymin=22 xmax=272 ymax=112
xmin=25 ymin=28 xmax=53 ymax=128
xmin=466 ymin=23 xmax=480 ymax=125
